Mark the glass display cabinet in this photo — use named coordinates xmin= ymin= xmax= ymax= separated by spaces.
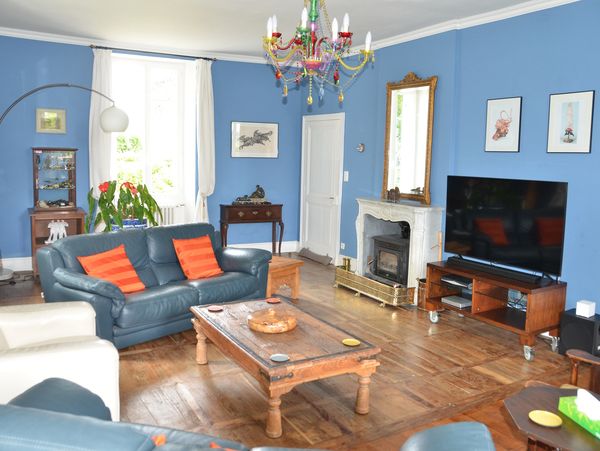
xmin=33 ymin=147 xmax=77 ymax=210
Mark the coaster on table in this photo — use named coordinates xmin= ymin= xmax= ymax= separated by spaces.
xmin=528 ymin=410 xmax=562 ymax=428
xmin=266 ymin=298 xmax=281 ymax=304
xmin=207 ymin=305 xmax=223 ymax=313
xmin=270 ymin=353 xmax=289 ymax=362
xmin=342 ymin=338 xmax=361 ymax=347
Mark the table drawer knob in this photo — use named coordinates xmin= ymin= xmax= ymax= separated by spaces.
xmin=252 ymin=210 xmax=259 ymax=215
xmin=237 ymin=211 xmax=245 ymax=218
xmin=266 ymin=211 xmax=272 ymax=217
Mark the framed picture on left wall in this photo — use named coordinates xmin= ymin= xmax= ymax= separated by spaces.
xmin=484 ymin=97 xmax=522 ymax=152
xmin=36 ymin=108 xmax=66 ymax=134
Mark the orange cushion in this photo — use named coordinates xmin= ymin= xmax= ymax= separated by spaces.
xmin=77 ymin=244 xmax=145 ymax=293
xmin=536 ymin=217 xmax=565 ymax=246
xmin=172 ymin=235 xmax=223 ymax=279
xmin=474 ymin=218 xmax=509 ymax=246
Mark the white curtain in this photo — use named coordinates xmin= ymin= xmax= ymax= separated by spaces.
xmin=89 ymin=48 xmax=113 ymax=195
xmin=194 ymin=60 xmax=215 ymax=223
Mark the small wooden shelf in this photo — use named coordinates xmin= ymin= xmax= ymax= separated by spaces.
xmin=29 ymin=208 xmax=85 ymax=276
xmin=426 ymin=261 xmax=566 ymax=358
xmin=477 ymin=308 xmax=527 ymax=332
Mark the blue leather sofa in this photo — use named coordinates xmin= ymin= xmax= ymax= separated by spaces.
xmin=37 ymin=223 xmax=271 ymax=349
xmin=0 ymin=378 xmax=316 ymax=451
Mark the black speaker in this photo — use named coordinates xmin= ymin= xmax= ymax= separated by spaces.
xmin=558 ymin=309 xmax=600 ymax=355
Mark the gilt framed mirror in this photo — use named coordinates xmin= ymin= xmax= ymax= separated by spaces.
xmin=382 ymin=72 xmax=437 ymax=205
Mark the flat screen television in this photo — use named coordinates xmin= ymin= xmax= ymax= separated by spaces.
xmin=444 ymin=175 xmax=568 ymax=276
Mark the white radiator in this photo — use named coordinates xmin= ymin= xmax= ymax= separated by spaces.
xmin=159 ymin=204 xmax=185 ymax=226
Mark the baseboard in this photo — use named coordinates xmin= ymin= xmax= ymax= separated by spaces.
xmin=227 ymin=241 xmax=300 ymax=254
xmin=1 ymin=257 xmax=33 ymax=271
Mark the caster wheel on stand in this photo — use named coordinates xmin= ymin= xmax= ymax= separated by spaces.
xmin=523 ymin=345 xmax=535 ymax=361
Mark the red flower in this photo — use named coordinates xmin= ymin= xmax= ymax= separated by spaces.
xmin=99 ymin=182 xmax=109 ymax=193
xmin=121 ymin=181 xmax=138 ymax=195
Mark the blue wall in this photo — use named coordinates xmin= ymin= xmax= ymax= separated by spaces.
xmin=210 ymin=61 xmax=302 ymax=245
xmin=304 ymin=0 xmax=599 ymax=307
xmin=0 ymin=40 xmax=302 ymax=261
xmin=0 ymin=36 xmax=92 ymax=259
xmin=453 ymin=0 xmax=600 ymax=306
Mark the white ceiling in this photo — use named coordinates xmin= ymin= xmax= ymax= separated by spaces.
xmin=0 ymin=0 xmax=577 ymax=61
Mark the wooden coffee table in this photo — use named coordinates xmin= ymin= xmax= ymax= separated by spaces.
xmin=190 ymin=300 xmax=381 ymax=438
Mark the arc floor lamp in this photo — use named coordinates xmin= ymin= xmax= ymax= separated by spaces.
xmin=0 ymin=83 xmax=128 ymax=131
xmin=0 ymin=83 xmax=128 ymax=280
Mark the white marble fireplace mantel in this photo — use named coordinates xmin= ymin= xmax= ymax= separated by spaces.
xmin=355 ymin=198 xmax=443 ymax=293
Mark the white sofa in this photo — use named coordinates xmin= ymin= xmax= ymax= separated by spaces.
xmin=0 ymin=301 xmax=120 ymax=419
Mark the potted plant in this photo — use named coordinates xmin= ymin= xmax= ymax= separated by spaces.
xmin=86 ymin=180 xmax=162 ymax=232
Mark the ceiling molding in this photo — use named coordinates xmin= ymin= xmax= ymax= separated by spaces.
xmin=0 ymin=25 xmax=265 ymax=64
xmin=0 ymin=0 xmax=580 ymax=64
xmin=371 ymin=0 xmax=579 ymax=51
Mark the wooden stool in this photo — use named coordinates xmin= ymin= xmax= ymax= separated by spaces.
xmin=267 ymin=256 xmax=304 ymax=299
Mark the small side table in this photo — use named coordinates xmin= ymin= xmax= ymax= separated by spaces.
xmin=267 ymin=256 xmax=304 ymax=299
xmin=504 ymin=385 xmax=600 ymax=451
xmin=29 ymin=207 xmax=86 ymax=276
xmin=220 ymin=204 xmax=283 ymax=255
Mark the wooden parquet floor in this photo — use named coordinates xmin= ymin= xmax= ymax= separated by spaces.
xmin=0 ymin=260 xmax=580 ymax=449
xmin=115 ymin=258 xmax=573 ymax=450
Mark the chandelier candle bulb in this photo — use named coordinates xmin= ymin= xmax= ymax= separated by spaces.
xmin=331 ymin=18 xmax=338 ymax=41
xmin=365 ymin=32 xmax=372 ymax=52
xmin=342 ymin=13 xmax=349 ymax=33
xmin=267 ymin=17 xmax=273 ymax=38
xmin=301 ymin=7 xmax=308 ymax=29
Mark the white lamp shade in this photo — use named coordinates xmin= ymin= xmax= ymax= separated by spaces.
xmin=100 ymin=106 xmax=129 ymax=132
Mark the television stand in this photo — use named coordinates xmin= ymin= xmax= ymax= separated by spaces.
xmin=426 ymin=261 xmax=566 ymax=361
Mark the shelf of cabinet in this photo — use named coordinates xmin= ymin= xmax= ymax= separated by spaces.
xmin=33 ymin=147 xmax=77 ymax=209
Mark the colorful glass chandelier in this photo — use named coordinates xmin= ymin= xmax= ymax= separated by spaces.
xmin=263 ymin=0 xmax=373 ymax=105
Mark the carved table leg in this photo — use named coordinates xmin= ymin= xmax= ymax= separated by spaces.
xmin=192 ymin=319 xmax=208 ymax=365
xmin=355 ymin=375 xmax=371 ymax=414
xmin=271 ymin=221 xmax=276 ymax=255
xmin=266 ymin=396 xmax=282 ymax=438
xmin=278 ymin=221 xmax=284 ymax=255
xmin=220 ymin=222 xmax=228 ymax=248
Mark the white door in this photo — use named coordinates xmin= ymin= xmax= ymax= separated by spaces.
xmin=300 ymin=113 xmax=345 ymax=261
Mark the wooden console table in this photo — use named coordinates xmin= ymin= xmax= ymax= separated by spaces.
xmin=220 ymin=204 xmax=283 ymax=254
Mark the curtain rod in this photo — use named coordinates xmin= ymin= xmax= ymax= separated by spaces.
xmin=89 ymin=45 xmax=216 ymax=61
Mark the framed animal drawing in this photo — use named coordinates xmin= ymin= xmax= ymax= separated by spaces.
xmin=231 ymin=122 xmax=279 ymax=158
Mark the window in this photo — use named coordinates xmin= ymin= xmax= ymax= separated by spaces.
xmin=110 ymin=54 xmax=195 ymax=208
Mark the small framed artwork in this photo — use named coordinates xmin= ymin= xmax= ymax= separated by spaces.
xmin=547 ymin=90 xmax=595 ymax=153
xmin=36 ymin=108 xmax=66 ymax=134
xmin=231 ymin=122 xmax=278 ymax=158
xmin=485 ymin=97 xmax=522 ymax=152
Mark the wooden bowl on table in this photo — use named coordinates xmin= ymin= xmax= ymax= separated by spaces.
xmin=247 ymin=307 xmax=297 ymax=334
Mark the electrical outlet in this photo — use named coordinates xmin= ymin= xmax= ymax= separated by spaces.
xmin=340 ymin=242 xmax=346 ymax=250
xmin=343 ymin=171 xmax=349 ymax=182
